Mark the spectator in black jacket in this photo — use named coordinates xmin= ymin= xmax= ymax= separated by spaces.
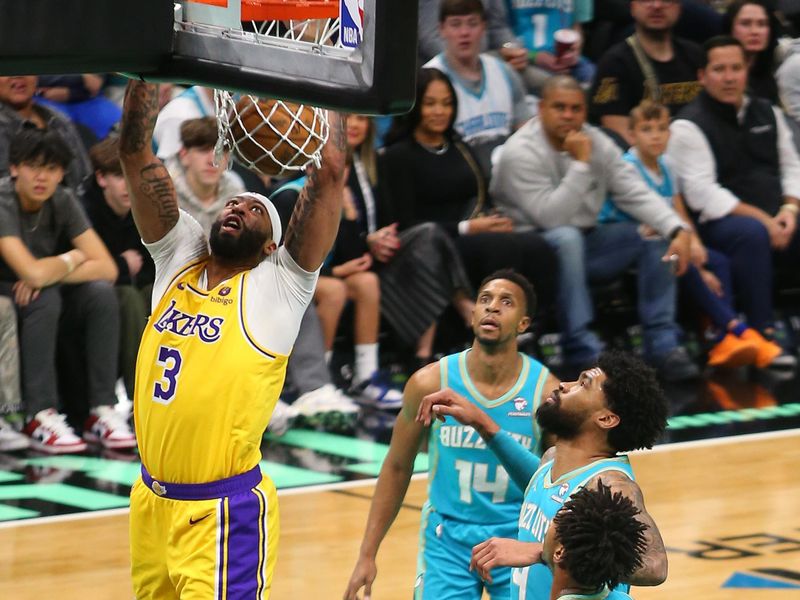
xmin=84 ymin=136 xmax=154 ymax=400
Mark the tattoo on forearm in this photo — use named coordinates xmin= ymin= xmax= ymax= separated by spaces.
xmin=284 ymin=168 xmax=319 ymax=254
xmin=329 ymin=113 xmax=347 ymax=153
xmin=120 ymin=82 xmax=158 ymax=155
xmin=283 ymin=112 xmax=346 ymax=260
xmin=139 ymin=163 xmax=179 ymax=229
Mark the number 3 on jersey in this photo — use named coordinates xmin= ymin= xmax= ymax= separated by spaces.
xmin=454 ymin=459 xmax=510 ymax=503
xmin=153 ymin=345 xmax=183 ymax=404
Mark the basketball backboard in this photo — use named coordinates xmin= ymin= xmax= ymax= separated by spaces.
xmin=0 ymin=0 xmax=417 ymax=114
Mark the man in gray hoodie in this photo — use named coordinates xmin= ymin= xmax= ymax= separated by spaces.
xmin=491 ymin=75 xmax=698 ymax=381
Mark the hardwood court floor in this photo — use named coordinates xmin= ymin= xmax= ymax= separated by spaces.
xmin=1 ymin=430 xmax=798 ymax=599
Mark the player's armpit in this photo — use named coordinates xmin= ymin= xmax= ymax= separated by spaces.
xmin=594 ymin=471 xmax=668 ymax=586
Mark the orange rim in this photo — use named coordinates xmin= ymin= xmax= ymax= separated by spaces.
xmin=241 ymin=0 xmax=339 ymax=21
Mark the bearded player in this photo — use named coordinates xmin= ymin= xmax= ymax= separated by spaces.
xmin=119 ymin=80 xmax=345 ymax=599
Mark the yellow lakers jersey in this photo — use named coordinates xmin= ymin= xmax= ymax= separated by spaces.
xmin=135 ymin=259 xmax=288 ymax=483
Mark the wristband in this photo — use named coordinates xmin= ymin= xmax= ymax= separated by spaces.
xmin=780 ymin=203 xmax=799 ymax=215
xmin=58 ymin=252 xmax=75 ymax=274
xmin=528 ymin=49 xmax=538 ymax=63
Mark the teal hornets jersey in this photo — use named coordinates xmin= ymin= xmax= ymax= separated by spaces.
xmin=512 ymin=456 xmax=635 ymax=600
xmin=427 ymin=350 xmax=549 ymax=524
xmin=507 ymin=0 xmax=591 ymax=52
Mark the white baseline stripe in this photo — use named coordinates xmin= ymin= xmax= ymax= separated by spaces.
xmin=635 ymin=426 xmax=800 ymax=455
xmin=1 ymin=428 xmax=797 ymax=530
xmin=0 ymin=507 xmax=130 ymax=530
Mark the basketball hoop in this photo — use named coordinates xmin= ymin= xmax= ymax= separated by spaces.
xmin=215 ymin=90 xmax=329 ymax=178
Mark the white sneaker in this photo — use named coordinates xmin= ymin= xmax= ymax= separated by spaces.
xmin=0 ymin=416 xmax=29 ymax=452
xmin=83 ymin=406 xmax=137 ymax=450
xmin=267 ymin=399 xmax=298 ymax=436
xmin=23 ymin=409 xmax=87 ymax=454
xmin=293 ymin=384 xmax=359 ymax=431
xmin=351 ymin=372 xmax=404 ymax=411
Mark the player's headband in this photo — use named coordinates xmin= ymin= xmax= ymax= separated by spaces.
xmin=235 ymin=192 xmax=282 ymax=246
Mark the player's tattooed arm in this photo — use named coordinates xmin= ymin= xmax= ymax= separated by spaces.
xmin=119 ymin=80 xmax=179 ymax=243
xmin=596 ymin=471 xmax=668 ymax=586
xmin=285 ymin=112 xmax=346 ymax=272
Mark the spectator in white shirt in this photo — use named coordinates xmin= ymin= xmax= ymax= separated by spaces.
xmin=668 ymin=35 xmax=800 ymax=366
xmin=424 ymin=0 xmax=532 ymax=177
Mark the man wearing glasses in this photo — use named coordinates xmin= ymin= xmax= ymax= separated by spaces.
xmin=588 ymin=0 xmax=704 ymax=145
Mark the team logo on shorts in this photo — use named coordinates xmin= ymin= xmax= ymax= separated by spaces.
xmin=152 ymin=481 xmax=168 ymax=496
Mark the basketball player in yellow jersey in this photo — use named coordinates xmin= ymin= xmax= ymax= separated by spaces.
xmin=119 ymin=80 xmax=346 ymax=600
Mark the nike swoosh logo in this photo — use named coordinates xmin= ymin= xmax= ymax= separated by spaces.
xmin=189 ymin=513 xmax=213 ymax=525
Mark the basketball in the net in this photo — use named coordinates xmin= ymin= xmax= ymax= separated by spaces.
xmin=228 ymin=96 xmax=324 ymax=176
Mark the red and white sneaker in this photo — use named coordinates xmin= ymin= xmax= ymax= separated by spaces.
xmin=83 ymin=406 xmax=137 ymax=450
xmin=23 ymin=409 xmax=87 ymax=454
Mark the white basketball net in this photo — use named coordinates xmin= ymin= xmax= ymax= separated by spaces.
xmin=214 ymin=90 xmax=329 ymax=177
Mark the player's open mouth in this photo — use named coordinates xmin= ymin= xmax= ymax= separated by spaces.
xmin=222 ymin=216 xmax=242 ymax=232
xmin=479 ymin=318 xmax=499 ymax=331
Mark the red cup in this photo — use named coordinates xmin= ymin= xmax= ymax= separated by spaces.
xmin=554 ymin=28 xmax=580 ymax=58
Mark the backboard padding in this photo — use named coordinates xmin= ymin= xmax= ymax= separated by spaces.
xmin=0 ymin=0 xmax=173 ymax=76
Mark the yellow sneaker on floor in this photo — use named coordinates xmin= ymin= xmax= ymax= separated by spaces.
xmin=707 ymin=333 xmax=758 ymax=368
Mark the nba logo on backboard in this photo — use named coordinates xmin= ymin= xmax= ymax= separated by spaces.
xmin=340 ymin=0 xmax=363 ymax=49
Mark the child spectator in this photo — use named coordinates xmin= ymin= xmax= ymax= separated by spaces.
xmin=600 ymin=100 xmax=784 ymax=368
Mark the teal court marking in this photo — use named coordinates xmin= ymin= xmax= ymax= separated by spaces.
xmin=0 ymin=483 xmax=130 ymax=511
xmin=0 ymin=470 xmax=24 ymax=484
xmin=667 ymin=403 xmax=800 ymax=430
xmin=265 ymin=430 xmax=429 ymax=476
